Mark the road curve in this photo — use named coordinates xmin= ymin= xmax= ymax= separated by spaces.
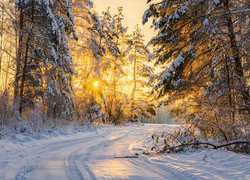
xmin=1 ymin=125 xmax=250 ymax=180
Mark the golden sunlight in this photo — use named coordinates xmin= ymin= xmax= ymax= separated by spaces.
xmin=93 ymin=80 xmax=99 ymax=89
xmin=0 ymin=1 xmax=249 ymax=179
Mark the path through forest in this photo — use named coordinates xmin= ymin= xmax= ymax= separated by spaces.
xmin=0 ymin=124 xmax=250 ymax=180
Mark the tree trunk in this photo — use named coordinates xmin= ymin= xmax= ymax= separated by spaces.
xmin=96 ymin=40 xmax=108 ymax=123
xmin=19 ymin=0 xmax=34 ymax=114
xmin=223 ymin=0 xmax=250 ymax=113
xmin=14 ymin=6 xmax=24 ymax=109
xmin=131 ymin=48 xmax=137 ymax=120
xmin=4 ymin=55 xmax=10 ymax=90
xmin=112 ymin=60 xmax=116 ymax=123
xmin=225 ymin=56 xmax=235 ymax=122
xmin=19 ymin=33 xmax=31 ymax=114
xmin=0 ymin=4 xmax=4 ymax=93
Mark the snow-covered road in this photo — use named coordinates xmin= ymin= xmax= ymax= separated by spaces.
xmin=0 ymin=124 xmax=250 ymax=180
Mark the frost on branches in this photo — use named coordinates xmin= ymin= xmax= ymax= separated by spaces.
xmin=14 ymin=0 xmax=78 ymax=118
xmin=143 ymin=0 xmax=250 ymax=152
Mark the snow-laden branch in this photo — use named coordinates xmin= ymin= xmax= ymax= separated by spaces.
xmin=160 ymin=140 xmax=250 ymax=153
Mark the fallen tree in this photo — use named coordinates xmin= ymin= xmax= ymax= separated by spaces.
xmin=159 ymin=140 xmax=250 ymax=154
xmin=150 ymin=125 xmax=250 ymax=154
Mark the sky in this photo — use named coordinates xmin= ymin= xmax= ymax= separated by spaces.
xmin=93 ymin=0 xmax=154 ymax=42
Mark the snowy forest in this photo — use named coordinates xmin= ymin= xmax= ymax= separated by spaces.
xmin=0 ymin=0 xmax=158 ymax=125
xmin=0 ymin=0 xmax=250 ymax=166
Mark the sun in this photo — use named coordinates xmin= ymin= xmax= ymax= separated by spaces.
xmin=93 ymin=80 xmax=99 ymax=88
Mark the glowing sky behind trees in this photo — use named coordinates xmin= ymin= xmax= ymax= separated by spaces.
xmin=93 ymin=0 xmax=154 ymax=42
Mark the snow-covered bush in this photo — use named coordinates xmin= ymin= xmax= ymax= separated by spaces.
xmin=0 ymin=91 xmax=12 ymax=125
xmin=86 ymin=104 xmax=103 ymax=123
xmin=0 ymin=109 xmax=96 ymax=141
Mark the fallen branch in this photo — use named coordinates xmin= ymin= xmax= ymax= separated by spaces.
xmin=114 ymin=155 xmax=139 ymax=159
xmin=161 ymin=140 xmax=250 ymax=153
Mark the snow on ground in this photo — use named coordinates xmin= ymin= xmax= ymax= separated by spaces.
xmin=0 ymin=124 xmax=250 ymax=180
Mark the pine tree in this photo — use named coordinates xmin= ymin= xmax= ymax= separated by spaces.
xmin=13 ymin=0 xmax=78 ymax=118
xmin=143 ymin=0 xmax=250 ymax=140
xmin=14 ymin=0 xmax=44 ymax=113
xmin=44 ymin=0 xmax=78 ymax=119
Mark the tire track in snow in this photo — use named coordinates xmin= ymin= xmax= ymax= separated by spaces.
xmin=3 ymin=131 xmax=105 ymax=180
xmin=27 ymin=132 xmax=108 ymax=180
xmin=15 ymin=165 xmax=35 ymax=180
xmin=86 ymin=127 xmax=176 ymax=179
xmin=64 ymin=149 xmax=85 ymax=180
xmin=3 ymin=125 xmax=248 ymax=179
xmin=13 ymin=128 xmax=128 ymax=179
xmin=63 ymin=130 xmax=130 ymax=180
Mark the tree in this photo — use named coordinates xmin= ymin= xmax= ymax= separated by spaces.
xmin=13 ymin=0 xmax=78 ymax=118
xmin=143 ymin=0 xmax=250 ymax=141
xmin=43 ymin=0 xmax=78 ymax=119
xmin=0 ymin=1 xmax=16 ymax=93
xmin=127 ymin=25 xmax=155 ymax=121
xmin=90 ymin=7 xmax=128 ymax=124
xmin=70 ymin=0 xmax=105 ymax=121
xmin=0 ymin=3 xmax=4 ymax=92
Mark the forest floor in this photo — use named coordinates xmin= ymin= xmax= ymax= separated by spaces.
xmin=0 ymin=124 xmax=250 ymax=180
